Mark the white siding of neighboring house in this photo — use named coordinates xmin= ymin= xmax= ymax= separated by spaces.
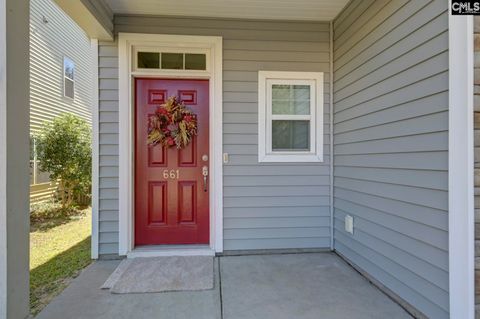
xmin=30 ymin=0 xmax=93 ymax=134
xmin=30 ymin=0 xmax=94 ymax=187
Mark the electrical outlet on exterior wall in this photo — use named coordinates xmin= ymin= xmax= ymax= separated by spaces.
xmin=345 ymin=215 xmax=354 ymax=235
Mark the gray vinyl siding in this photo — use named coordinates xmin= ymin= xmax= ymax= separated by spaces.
xmin=332 ymin=1 xmax=449 ymax=318
xmin=96 ymin=17 xmax=331 ymax=254
xmin=97 ymin=40 xmax=119 ymax=256
xmin=30 ymin=0 xmax=93 ymax=133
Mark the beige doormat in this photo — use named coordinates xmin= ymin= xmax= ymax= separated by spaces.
xmin=101 ymin=256 xmax=214 ymax=294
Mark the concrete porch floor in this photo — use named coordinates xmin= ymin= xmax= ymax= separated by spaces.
xmin=36 ymin=253 xmax=412 ymax=319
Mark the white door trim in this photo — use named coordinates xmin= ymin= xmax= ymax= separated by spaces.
xmin=448 ymin=11 xmax=474 ymax=319
xmin=90 ymin=38 xmax=99 ymax=259
xmin=118 ymin=33 xmax=223 ymax=256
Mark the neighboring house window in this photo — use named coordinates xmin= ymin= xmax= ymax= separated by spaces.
xmin=258 ymin=71 xmax=324 ymax=162
xmin=63 ymin=57 xmax=75 ymax=99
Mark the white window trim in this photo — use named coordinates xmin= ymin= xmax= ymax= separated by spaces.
xmin=448 ymin=11 xmax=474 ymax=319
xmin=118 ymin=33 xmax=223 ymax=256
xmin=258 ymin=71 xmax=324 ymax=162
xmin=63 ymin=56 xmax=75 ymax=100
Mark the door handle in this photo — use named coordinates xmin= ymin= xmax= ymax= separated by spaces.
xmin=202 ymin=166 xmax=208 ymax=192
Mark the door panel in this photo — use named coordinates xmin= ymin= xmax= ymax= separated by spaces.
xmin=148 ymin=182 xmax=167 ymax=225
xmin=178 ymin=181 xmax=196 ymax=223
xmin=148 ymin=145 xmax=166 ymax=166
xmin=135 ymin=78 xmax=209 ymax=245
xmin=178 ymin=136 xmax=196 ymax=166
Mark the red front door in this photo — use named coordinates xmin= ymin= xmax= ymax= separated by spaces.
xmin=135 ymin=78 xmax=209 ymax=245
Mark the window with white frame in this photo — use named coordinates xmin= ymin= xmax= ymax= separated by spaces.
xmin=258 ymin=71 xmax=324 ymax=162
xmin=63 ymin=57 xmax=75 ymax=99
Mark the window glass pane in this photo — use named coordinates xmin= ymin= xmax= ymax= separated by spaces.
xmin=272 ymin=84 xmax=310 ymax=115
xmin=63 ymin=57 xmax=74 ymax=80
xmin=185 ymin=53 xmax=206 ymax=70
xmin=138 ymin=52 xmax=160 ymax=69
xmin=162 ymin=53 xmax=183 ymax=69
xmin=271 ymin=101 xmax=291 ymax=114
xmin=64 ymin=78 xmax=74 ymax=99
xmin=272 ymin=120 xmax=310 ymax=151
xmin=293 ymin=85 xmax=310 ymax=101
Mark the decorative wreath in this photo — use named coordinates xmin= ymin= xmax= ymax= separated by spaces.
xmin=147 ymin=96 xmax=198 ymax=149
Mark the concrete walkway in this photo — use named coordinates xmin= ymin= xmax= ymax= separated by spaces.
xmin=36 ymin=253 xmax=412 ymax=319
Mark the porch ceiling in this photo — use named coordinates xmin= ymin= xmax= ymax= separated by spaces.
xmin=104 ymin=0 xmax=349 ymax=21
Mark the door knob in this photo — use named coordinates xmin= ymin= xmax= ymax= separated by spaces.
xmin=202 ymin=166 xmax=208 ymax=192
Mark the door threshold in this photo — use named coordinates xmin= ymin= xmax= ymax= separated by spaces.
xmin=127 ymin=245 xmax=215 ymax=258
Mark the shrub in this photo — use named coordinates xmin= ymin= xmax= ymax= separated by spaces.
xmin=30 ymin=202 xmax=83 ymax=225
xmin=35 ymin=114 xmax=91 ymax=208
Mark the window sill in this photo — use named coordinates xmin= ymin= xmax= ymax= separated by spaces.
xmin=258 ymin=153 xmax=324 ymax=163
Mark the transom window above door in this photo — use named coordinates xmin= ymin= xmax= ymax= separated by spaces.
xmin=258 ymin=71 xmax=324 ymax=162
xmin=136 ymin=50 xmax=207 ymax=71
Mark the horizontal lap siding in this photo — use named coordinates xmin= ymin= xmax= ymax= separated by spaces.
xmin=333 ymin=1 xmax=448 ymax=318
xmin=96 ymin=17 xmax=332 ymax=254
xmin=98 ymin=41 xmax=119 ymax=255
xmin=30 ymin=0 xmax=93 ymax=133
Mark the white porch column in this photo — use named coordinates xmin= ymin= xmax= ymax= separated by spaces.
xmin=0 ymin=0 xmax=30 ymax=318
xmin=448 ymin=11 xmax=475 ymax=319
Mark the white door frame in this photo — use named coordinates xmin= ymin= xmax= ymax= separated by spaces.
xmin=448 ymin=11 xmax=474 ymax=319
xmin=118 ymin=33 xmax=223 ymax=256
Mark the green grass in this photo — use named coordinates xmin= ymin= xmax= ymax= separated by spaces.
xmin=30 ymin=207 xmax=92 ymax=316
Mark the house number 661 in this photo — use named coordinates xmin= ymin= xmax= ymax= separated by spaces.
xmin=163 ymin=169 xmax=180 ymax=179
